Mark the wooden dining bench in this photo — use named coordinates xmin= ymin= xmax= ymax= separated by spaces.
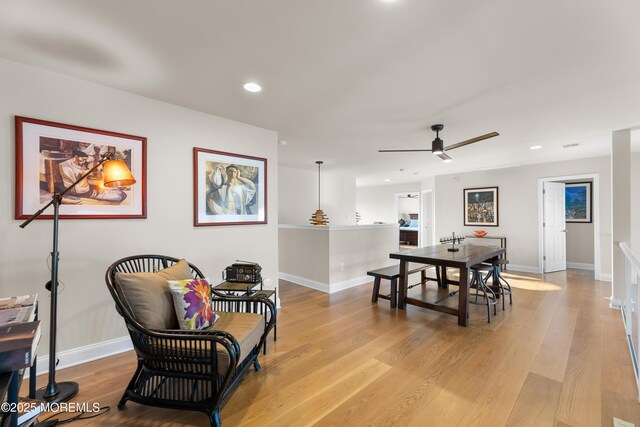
xmin=367 ymin=264 xmax=437 ymax=308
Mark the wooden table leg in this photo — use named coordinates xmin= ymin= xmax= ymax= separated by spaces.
xmin=441 ymin=266 xmax=448 ymax=290
xmin=398 ymin=261 xmax=408 ymax=309
xmin=390 ymin=277 xmax=397 ymax=308
xmin=458 ymin=266 xmax=469 ymax=326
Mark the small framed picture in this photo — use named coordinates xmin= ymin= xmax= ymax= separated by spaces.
xmin=565 ymin=182 xmax=592 ymax=223
xmin=193 ymin=148 xmax=267 ymax=226
xmin=15 ymin=116 xmax=147 ymax=220
xmin=464 ymin=187 xmax=499 ymax=227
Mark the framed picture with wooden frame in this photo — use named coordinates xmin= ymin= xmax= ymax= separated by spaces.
xmin=193 ymin=147 xmax=267 ymax=226
xmin=15 ymin=116 xmax=147 ymax=220
xmin=463 ymin=186 xmax=499 ymax=227
xmin=565 ymin=181 xmax=592 ymax=223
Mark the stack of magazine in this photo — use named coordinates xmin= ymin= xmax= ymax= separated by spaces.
xmin=0 ymin=294 xmax=40 ymax=372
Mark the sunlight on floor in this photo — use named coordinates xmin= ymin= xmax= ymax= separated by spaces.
xmin=503 ymin=274 xmax=562 ymax=292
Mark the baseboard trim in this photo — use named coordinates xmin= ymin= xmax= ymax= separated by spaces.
xmin=609 ymin=297 xmax=622 ymax=309
xmin=567 ymin=262 xmax=595 ymax=270
xmin=597 ymin=273 xmax=612 ymax=282
xmin=278 ymin=272 xmax=330 ymax=293
xmin=508 ymin=264 xmax=540 ymax=274
xmin=26 ymin=335 xmax=133 ymax=378
xmin=329 ymin=276 xmax=371 ymax=293
xmin=277 ymin=272 xmax=371 ymax=294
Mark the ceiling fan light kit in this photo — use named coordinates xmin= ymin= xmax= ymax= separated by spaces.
xmin=379 ymin=123 xmax=499 ymax=162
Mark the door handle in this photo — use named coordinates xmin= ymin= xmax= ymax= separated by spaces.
xmin=561 ymin=229 xmax=567 ymax=232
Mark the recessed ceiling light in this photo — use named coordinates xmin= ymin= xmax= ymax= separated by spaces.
xmin=243 ymin=82 xmax=262 ymax=93
xmin=529 ymin=145 xmax=542 ymax=150
xmin=443 ymin=158 xmax=452 ymax=163
xmin=384 ymin=178 xmax=391 ymax=182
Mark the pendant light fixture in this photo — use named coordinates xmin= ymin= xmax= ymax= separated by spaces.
xmin=309 ymin=160 xmax=329 ymax=226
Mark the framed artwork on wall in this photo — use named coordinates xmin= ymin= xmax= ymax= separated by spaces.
xmin=464 ymin=186 xmax=499 ymax=227
xmin=565 ymin=182 xmax=592 ymax=223
xmin=15 ymin=116 xmax=147 ymax=220
xmin=193 ymin=147 xmax=267 ymax=226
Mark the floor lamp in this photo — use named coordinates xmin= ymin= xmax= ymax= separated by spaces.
xmin=20 ymin=152 xmax=136 ymax=403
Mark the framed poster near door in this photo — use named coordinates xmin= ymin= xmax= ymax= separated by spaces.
xmin=565 ymin=182 xmax=592 ymax=223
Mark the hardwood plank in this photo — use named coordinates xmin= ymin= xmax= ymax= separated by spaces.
xmin=505 ymin=373 xmax=563 ymax=427
xmin=555 ymin=287 xmax=603 ymax=426
xmin=530 ymin=306 xmax=579 ymax=382
xmin=261 ymin=359 xmax=391 ymax=427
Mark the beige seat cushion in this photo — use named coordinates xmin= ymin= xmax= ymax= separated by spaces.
xmin=114 ymin=259 xmax=193 ymax=330
xmin=206 ymin=311 xmax=265 ymax=373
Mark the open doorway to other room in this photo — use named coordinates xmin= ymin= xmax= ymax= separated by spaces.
xmin=396 ymin=192 xmax=420 ymax=248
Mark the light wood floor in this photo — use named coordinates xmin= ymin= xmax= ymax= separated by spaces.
xmin=23 ymin=269 xmax=640 ymax=426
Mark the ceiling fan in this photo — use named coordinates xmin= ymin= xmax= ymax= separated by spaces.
xmin=379 ymin=124 xmax=499 ymax=162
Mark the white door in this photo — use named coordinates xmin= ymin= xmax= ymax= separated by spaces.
xmin=543 ymin=181 xmax=567 ymax=273
xmin=420 ymin=190 xmax=432 ymax=247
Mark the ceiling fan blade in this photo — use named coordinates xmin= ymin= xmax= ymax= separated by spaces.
xmin=436 ymin=152 xmax=452 ymax=161
xmin=445 ymin=132 xmax=499 ymax=151
xmin=378 ymin=149 xmax=433 ymax=153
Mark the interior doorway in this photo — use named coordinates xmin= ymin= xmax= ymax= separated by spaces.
xmin=538 ymin=173 xmax=600 ymax=278
xmin=396 ymin=192 xmax=420 ymax=248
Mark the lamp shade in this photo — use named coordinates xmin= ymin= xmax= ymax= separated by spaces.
xmin=102 ymin=159 xmax=136 ymax=187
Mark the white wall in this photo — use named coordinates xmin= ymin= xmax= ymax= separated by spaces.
xmin=632 ymin=153 xmax=640 ymax=252
xmin=278 ymin=224 xmax=398 ymax=293
xmin=356 ymin=182 xmax=421 ymax=224
xmin=0 ymin=59 xmax=279 ymax=358
xmin=278 ymin=166 xmax=356 ymax=225
xmin=434 ymin=157 xmax=611 ymax=274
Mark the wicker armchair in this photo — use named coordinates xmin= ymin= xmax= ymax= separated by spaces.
xmin=105 ymin=254 xmax=276 ymax=427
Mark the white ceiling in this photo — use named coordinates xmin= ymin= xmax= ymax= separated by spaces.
xmin=1 ymin=0 xmax=639 ymax=186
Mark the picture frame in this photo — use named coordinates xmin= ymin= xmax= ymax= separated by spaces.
xmin=193 ymin=147 xmax=267 ymax=226
xmin=15 ymin=116 xmax=147 ymax=220
xmin=464 ymin=186 xmax=499 ymax=227
xmin=565 ymin=182 xmax=592 ymax=223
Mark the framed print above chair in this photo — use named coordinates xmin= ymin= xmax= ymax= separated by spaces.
xmin=15 ymin=116 xmax=147 ymax=220
xmin=464 ymin=186 xmax=499 ymax=227
xmin=193 ymin=147 xmax=267 ymax=226
xmin=565 ymin=182 xmax=592 ymax=223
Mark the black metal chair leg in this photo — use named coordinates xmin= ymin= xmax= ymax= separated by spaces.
xmin=209 ymin=409 xmax=221 ymax=427
xmin=117 ymin=395 xmax=128 ymax=410
xmin=253 ymin=358 xmax=261 ymax=371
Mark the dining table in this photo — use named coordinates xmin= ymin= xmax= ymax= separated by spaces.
xmin=389 ymin=244 xmax=506 ymax=326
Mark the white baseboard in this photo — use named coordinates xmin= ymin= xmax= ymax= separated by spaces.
xmin=597 ymin=273 xmax=612 ymax=282
xmin=567 ymin=262 xmax=595 ymax=270
xmin=329 ymin=275 xmax=371 ymax=293
xmin=278 ymin=272 xmax=370 ymax=294
xmin=26 ymin=335 xmax=133 ymax=378
xmin=508 ymin=264 xmax=540 ymax=274
xmin=278 ymin=272 xmax=330 ymax=293
xmin=609 ymin=297 xmax=622 ymax=309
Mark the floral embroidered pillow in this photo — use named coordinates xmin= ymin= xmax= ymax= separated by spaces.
xmin=167 ymin=278 xmax=219 ymax=330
